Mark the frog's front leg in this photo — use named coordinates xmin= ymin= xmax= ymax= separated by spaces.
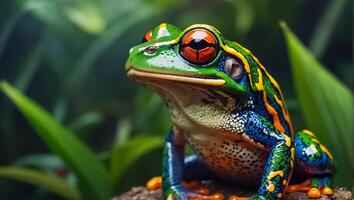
xmin=162 ymin=128 xmax=223 ymax=200
xmin=239 ymin=111 xmax=293 ymax=200
xmin=162 ymin=128 xmax=188 ymax=200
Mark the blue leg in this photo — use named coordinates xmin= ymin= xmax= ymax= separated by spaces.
xmin=235 ymin=111 xmax=293 ymax=200
xmin=162 ymin=129 xmax=217 ymax=200
xmin=162 ymin=129 xmax=188 ymax=199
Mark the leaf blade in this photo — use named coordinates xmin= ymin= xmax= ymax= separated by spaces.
xmin=280 ymin=22 xmax=353 ymax=187
xmin=0 ymin=166 xmax=80 ymax=200
xmin=0 ymin=81 xmax=113 ymax=200
xmin=110 ymin=136 xmax=164 ymax=184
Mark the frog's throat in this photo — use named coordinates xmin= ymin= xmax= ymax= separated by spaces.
xmin=127 ymin=67 xmax=225 ymax=86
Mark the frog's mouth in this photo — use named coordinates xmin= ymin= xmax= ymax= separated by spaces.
xmin=127 ymin=67 xmax=225 ymax=86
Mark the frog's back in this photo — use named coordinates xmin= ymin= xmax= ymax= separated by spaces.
xmin=230 ymin=42 xmax=294 ymax=137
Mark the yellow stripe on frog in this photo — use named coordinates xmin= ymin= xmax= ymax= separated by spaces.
xmin=221 ymin=44 xmax=289 ymax=136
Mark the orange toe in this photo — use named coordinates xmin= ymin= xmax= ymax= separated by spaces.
xmin=146 ymin=176 xmax=162 ymax=190
xmin=322 ymin=187 xmax=333 ymax=196
xmin=286 ymin=184 xmax=311 ymax=193
xmin=189 ymin=193 xmax=225 ymax=200
xmin=182 ymin=180 xmax=203 ymax=189
xmin=308 ymin=188 xmax=321 ymax=198
xmin=193 ymin=188 xmax=210 ymax=195
xmin=229 ymin=195 xmax=248 ymax=200
xmin=208 ymin=193 xmax=225 ymax=200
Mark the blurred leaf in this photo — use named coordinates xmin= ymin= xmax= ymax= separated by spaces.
xmin=69 ymin=112 xmax=104 ymax=131
xmin=14 ymin=154 xmax=78 ymax=186
xmin=0 ymin=81 xmax=113 ymax=200
xmin=21 ymin=0 xmax=102 ymax=35
xmin=22 ymin=0 xmax=71 ymax=30
xmin=149 ymin=0 xmax=186 ymax=10
xmin=68 ymin=7 xmax=154 ymax=89
xmin=133 ymin=89 xmax=163 ymax=129
xmin=14 ymin=154 xmax=64 ymax=171
xmin=309 ymin=0 xmax=347 ymax=58
xmin=101 ymin=0 xmax=140 ymax=24
xmin=14 ymin=36 xmax=45 ymax=91
xmin=0 ymin=166 xmax=80 ymax=200
xmin=227 ymin=0 xmax=255 ymax=34
xmin=64 ymin=2 xmax=106 ymax=34
xmin=110 ymin=136 xmax=164 ymax=184
xmin=280 ymin=21 xmax=353 ymax=187
xmin=0 ymin=8 xmax=24 ymax=61
xmin=52 ymin=96 xmax=68 ymax=122
xmin=114 ymin=118 xmax=132 ymax=146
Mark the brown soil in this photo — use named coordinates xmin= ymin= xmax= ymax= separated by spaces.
xmin=114 ymin=181 xmax=352 ymax=200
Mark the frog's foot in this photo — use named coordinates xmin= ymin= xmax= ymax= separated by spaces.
xmin=286 ymin=177 xmax=333 ymax=198
xmin=147 ymin=176 xmax=163 ymax=190
xmin=166 ymin=185 xmax=225 ymax=200
xmin=286 ymin=179 xmax=311 ymax=193
xmin=147 ymin=176 xmax=224 ymax=200
xmin=228 ymin=195 xmax=249 ymax=200
xmin=146 ymin=176 xmax=203 ymax=191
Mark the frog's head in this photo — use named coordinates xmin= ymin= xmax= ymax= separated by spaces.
xmin=126 ymin=23 xmax=262 ymax=101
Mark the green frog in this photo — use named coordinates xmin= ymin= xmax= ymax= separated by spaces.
xmin=125 ymin=23 xmax=334 ymax=200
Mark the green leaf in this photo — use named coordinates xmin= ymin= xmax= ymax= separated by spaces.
xmin=0 ymin=8 xmax=25 ymax=61
xmin=308 ymin=0 xmax=347 ymax=58
xmin=69 ymin=112 xmax=104 ymax=132
xmin=0 ymin=81 xmax=113 ymax=200
xmin=0 ymin=166 xmax=80 ymax=200
xmin=68 ymin=7 xmax=154 ymax=89
xmin=110 ymin=136 xmax=164 ymax=184
xmin=280 ymin=21 xmax=353 ymax=187
xmin=14 ymin=154 xmax=64 ymax=170
xmin=228 ymin=0 xmax=255 ymax=34
xmin=64 ymin=2 xmax=106 ymax=34
xmin=114 ymin=118 xmax=132 ymax=146
xmin=14 ymin=36 xmax=45 ymax=91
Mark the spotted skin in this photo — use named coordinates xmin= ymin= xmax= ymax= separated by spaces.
xmin=126 ymin=23 xmax=334 ymax=200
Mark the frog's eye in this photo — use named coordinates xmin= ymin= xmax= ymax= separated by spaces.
xmin=180 ymin=28 xmax=218 ymax=65
xmin=224 ymin=57 xmax=244 ymax=79
xmin=142 ymin=30 xmax=152 ymax=43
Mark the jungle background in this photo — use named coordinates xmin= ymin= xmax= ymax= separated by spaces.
xmin=0 ymin=0 xmax=352 ymax=199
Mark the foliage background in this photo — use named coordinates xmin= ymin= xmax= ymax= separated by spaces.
xmin=0 ymin=0 xmax=352 ymax=199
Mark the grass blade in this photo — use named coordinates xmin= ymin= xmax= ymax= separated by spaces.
xmin=280 ymin=21 xmax=353 ymax=187
xmin=0 ymin=9 xmax=24 ymax=61
xmin=69 ymin=112 xmax=104 ymax=132
xmin=0 ymin=166 xmax=80 ymax=200
xmin=114 ymin=118 xmax=132 ymax=147
xmin=110 ymin=136 xmax=164 ymax=184
xmin=14 ymin=154 xmax=64 ymax=170
xmin=0 ymin=81 xmax=113 ymax=200
xmin=308 ymin=0 xmax=347 ymax=58
xmin=64 ymin=2 xmax=106 ymax=34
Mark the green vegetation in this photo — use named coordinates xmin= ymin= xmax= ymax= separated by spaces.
xmin=0 ymin=0 xmax=352 ymax=199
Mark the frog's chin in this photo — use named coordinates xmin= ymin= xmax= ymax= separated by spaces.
xmin=127 ymin=67 xmax=225 ymax=87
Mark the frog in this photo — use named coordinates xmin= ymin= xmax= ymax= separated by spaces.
xmin=125 ymin=23 xmax=334 ymax=200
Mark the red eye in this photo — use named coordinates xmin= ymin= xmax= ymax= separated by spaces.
xmin=142 ymin=30 xmax=152 ymax=43
xmin=180 ymin=28 xmax=218 ymax=64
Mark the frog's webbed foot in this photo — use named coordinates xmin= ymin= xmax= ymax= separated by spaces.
xmin=147 ymin=176 xmax=224 ymax=200
xmin=228 ymin=195 xmax=249 ymax=200
xmin=292 ymin=130 xmax=334 ymax=198
xmin=166 ymin=184 xmax=225 ymax=200
xmin=286 ymin=177 xmax=333 ymax=198
xmin=147 ymin=176 xmax=203 ymax=191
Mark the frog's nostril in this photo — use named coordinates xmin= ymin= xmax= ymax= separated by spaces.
xmin=144 ymin=46 xmax=157 ymax=54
